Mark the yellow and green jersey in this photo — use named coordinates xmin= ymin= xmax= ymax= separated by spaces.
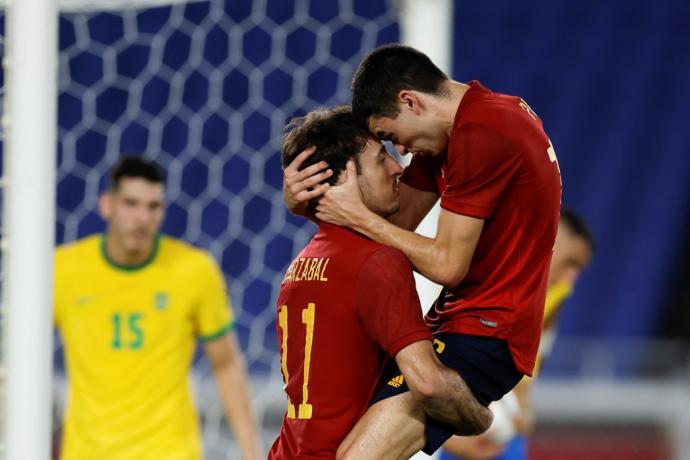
xmin=533 ymin=280 xmax=574 ymax=375
xmin=54 ymin=234 xmax=234 ymax=460
xmin=542 ymin=280 xmax=573 ymax=329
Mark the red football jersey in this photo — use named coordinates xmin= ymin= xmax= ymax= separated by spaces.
xmin=268 ymin=223 xmax=431 ymax=459
xmin=401 ymin=81 xmax=562 ymax=375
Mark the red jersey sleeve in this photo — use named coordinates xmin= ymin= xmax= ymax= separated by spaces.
xmin=442 ymin=123 xmax=521 ymax=219
xmin=355 ymin=247 xmax=432 ymax=356
xmin=400 ymin=153 xmax=441 ymax=193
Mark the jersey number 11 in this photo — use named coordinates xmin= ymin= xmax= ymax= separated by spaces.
xmin=278 ymin=303 xmax=315 ymax=420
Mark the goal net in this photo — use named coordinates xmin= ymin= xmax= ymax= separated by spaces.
xmin=1 ymin=0 xmax=400 ymax=457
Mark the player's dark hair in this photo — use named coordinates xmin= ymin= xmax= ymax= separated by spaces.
xmin=560 ymin=208 xmax=595 ymax=253
xmin=109 ymin=156 xmax=166 ymax=191
xmin=351 ymin=43 xmax=449 ymax=122
xmin=281 ymin=105 xmax=373 ymax=185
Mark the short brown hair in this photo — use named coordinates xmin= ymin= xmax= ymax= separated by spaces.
xmin=282 ymin=105 xmax=374 ymax=185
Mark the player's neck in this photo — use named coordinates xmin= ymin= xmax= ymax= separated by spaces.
xmin=103 ymin=233 xmax=156 ymax=268
xmin=438 ymin=81 xmax=470 ymax=136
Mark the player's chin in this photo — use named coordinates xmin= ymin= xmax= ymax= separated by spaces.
xmin=383 ymin=200 xmax=400 ymax=217
xmin=418 ymin=143 xmax=444 ymax=157
xmin=422 ymin=148 xmax=442 ymax=157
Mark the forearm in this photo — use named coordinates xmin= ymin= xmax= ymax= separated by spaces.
xmin=511 ymin=377 xmax=534 ymax=434
xmin=351 ymin=212 xmax=458 ymax=286
xmin=397 ymin=342 xmax=492 ymax=436
xmin=415 ymin=366 xmax=492 ymax=436
xmin=213 ymin=353 xmax=262 ymax=458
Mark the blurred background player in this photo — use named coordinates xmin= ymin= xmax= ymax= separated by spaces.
xmin=440 ymin=209 xmax=594 ymax=460
xmin=53 ymin=157 xmax=262 ymax=460
xmin=270 ymin=106 xmax=491 ymax=459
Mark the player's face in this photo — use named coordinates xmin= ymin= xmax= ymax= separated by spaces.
xmin=368 ymin=109 xmax=448 ymax=157
xmin=100 ymin=178 xmax=165 ymax=255
xmin=356 ymin=139 xmax=404 ymax=217
xmin=548 ymin=223 xmax=592 ymax=289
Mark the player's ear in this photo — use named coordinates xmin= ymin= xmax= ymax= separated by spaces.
xmin=397 ymin=90 xmax=420 ymax=114
xmin=98 ymin=192 xmax=112 ymax=220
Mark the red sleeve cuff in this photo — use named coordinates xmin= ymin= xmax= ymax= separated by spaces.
xmin=440 ymin=197 xmax=492 ymax=219
xmin=385 ymin=331 xmax=433 ymax=358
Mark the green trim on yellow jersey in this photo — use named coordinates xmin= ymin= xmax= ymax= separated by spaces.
xmin=200 ymin=321 xmax=236 ymax=343
xmin=100 ymin=233 xmax=161 ymax=272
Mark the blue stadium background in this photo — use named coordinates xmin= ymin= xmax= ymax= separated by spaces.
xmin=451 ymin=1 xmax=690 ymax=376
xmin=453 ymin=0 xmax=690 ymax=342
xmin=2 ymin=0 xmax=689 ymax=376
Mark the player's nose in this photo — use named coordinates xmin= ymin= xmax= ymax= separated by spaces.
xmin=135 ymin=206 xmax=153 ymax=224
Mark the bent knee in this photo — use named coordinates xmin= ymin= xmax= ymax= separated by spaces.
xmin=455 ymin=405 xmax=494 ymax=436
xmin=475 ymin=406 xmax=494 ymax=434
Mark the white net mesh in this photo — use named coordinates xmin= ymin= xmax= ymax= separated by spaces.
xmin=0 ymin=0 xmax=401 ymax=457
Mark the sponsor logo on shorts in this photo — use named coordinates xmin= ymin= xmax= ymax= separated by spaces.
xmin=479 ymin=318 xmax=498 ymax=328
xmin=387 ymin=375 xmax=405 ymax=388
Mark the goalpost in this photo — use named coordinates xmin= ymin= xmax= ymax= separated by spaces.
xmin=0 ymin=0 xmax=450 ymax=457
xmin=2 ymin=0 xmax=58 ymax=458
xmin=398 ymin=0 xmax=451 ymax=316
xmin=398 ymin=3 xmax=452 ymax=457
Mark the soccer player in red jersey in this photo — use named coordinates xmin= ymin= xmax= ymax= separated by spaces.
xmin=269 ymin=106 xmax=492 ymax=459
xmin=283 ymin=44 xmax=562 ymax=457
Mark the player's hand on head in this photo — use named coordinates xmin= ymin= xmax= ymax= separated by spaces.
xmin=315 ymin=160 xmax=367 ymax=228
xmin=283 ymin=146 xmax=333 ymax=216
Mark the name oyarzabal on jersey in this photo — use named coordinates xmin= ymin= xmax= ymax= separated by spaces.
xmin=282 ymin=256 xmax=330 ymax=284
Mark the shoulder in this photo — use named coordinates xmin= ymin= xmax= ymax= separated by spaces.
xmin=457 ymin=89 xmax=544 ymax=146
xmin=315 ymin=224 xmax=405 ymax=263
xmin=367 ymin=244 xmax=410 ymax=264
xmin=449 ymin=94 xmax=535 ymax=165
xmin=460 ymin=83 xmax=523 ymax=120
xmin=457 ymin=82 xmax=529 ymax=128
xmin=160 ymin=235 xmax=201 ymax=256
xmin=334 ymin=230 xmax=412 ymax=268
xmin=55 ymin=234 xmax=100 ymax=268
xmin=360 ymin=245 xmax=412 ymax=280
xmin=159 ymin=236 xmax=219 ymax=272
